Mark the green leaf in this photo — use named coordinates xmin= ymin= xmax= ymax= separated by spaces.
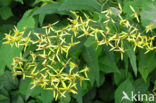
xmin=0 ymin=24 xmax=13 ymax=46
xmin=39 ymin=14 xmax=45 ymax=26
xmin=138 ymin=50 xmax=156 ymax=81
xmin=153 ymin=81 xmax=156 ymax=91
xmin=60 ymin=93 xmax=71 ymax=103
xmin=99 ymin=47 xmax=119 ymax=74
xmin=115 ymin=79 xmax=134 ymax=103
xmin=140 ymin=2 xmax=156 ymax=28
xmin=0 ymin=94 xmax=9 ymax=103
xmin=17 ymin=9 xmax=37 ymax=30
xmin=134 ymin=78 xmax=149 ymax=93
xmin=114 ymin=69 xmax=132 ymax=86
xmin=19 ymin=78 xmax=32 ymax=100
xmin=30 ymin=86 xmax=42 ymax=98
xmin=16 ymin=95 xmax=24 ymax=103
xmin=98 ymin=82 xmax=114 ymax=102
xmin=59 ymin=0 xmax=100 ymax=12
xmin=40 ymin=89 xmax=53 ymax=103
xmin=0 ymin=71 xmax=18 ymax=90
xmin=123 ymin=1 xmax=139 ymax=17
xmin=82 ymin=46 xmax=100 ymax=86
xmin=32 ymin=0 xmax=100 ymax=15
xmin=0 ymin=6 xmax=13 ymax=20
xmin=97 ymin=72 xmax=105 ymax=87
xmin=32 ymin=3 xmax=61 ymax=15
xmin=27 ymin=100 xmax=35 ymax=103
xmin=0 ymin=45 xmax=23 ymax=76
xmin=125 ymin=42 xmax=137 ymax=76
xmin=15 ymin=0 xmax=24 ymax=4
xmin=84 ymin=36 xmax=95 ymax=47
xmin=0 ymin=0 xmax=12 ymax=6
xmin=83 ymin=88 xmax=96 ymax=103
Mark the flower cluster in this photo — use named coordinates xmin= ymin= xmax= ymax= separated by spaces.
xmin=3 ymin=4 xmax=156 ymax=100
xmin=4 ymin=12 xmax=90 ymax=100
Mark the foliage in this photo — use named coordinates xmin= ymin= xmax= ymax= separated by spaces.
xmin=0 ymin=0 xmax=156 ymax=103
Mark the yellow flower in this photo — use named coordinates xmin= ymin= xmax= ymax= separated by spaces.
xmin=129 ymin=5 xmax=140 ymax=22
xmin=145 ymin=23 xmax=154 ymax=33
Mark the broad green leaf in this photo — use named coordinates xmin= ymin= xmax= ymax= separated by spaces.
xmin=32 ymin=0 xmax=100 ymax=15
xmin=93 ymin=100 xmax=102 ymax=103
xmin=0 ymin=24 xmax=13 ymax=46
xmin=82 ymin=46 xmax=100 ymax=86
xmin=134 ymin=78 xmax=149 ymax=93
xmin=114 ymin=69 xmax=132 ymax=86
xmin=138 ymin=50 xmax=156 ymax=81
xmin=17 ymin=9 xmax=37 ymax=30
xmin=15 ymin=0 xmax=24 ymax=4
xmin=30 ymin=86 xmax=42 ymax=98
xmin=72 ymin=80 xmax=82 ymax=103
xmin=140 ymin=2 xmax=156 ymax=28
xmin=125 ymin=42 xmax=137 ymax=76
xmin=39 ymin=14 xmax=45 ymax=26
xmin=19 ymin=78 xmax=32 ymax=100
xmin=16 ymin=95 xmax=24 ymax=103
xmin=0 ymin=71 xmax=18 ymax=90
xmin=0 ymin=0 xmax=12 ymax=6
xmin=40 ymin=90 xmax=53 ymax=103
xmin=0 ymin=45 xmax=23 ymax=76
xmin=27 ymin=100 xmax=35 ymax=103
xmin=0 ymin=88 xmax=9 ymax=97
xmin=59 ymin=0 xmax=100 ymax=12
xmin=60 ymin=93 xmax=71 ymax=103
xmin=98 ymin=82 xmax=114 ymax=102
xmin=99 ymin=47 xmax=119 ymax=74
xmin=32 ymin=3 xmax=61 ymax=15
xmin=97 ymin=72 xmax=105 ymax=87
xmin=115 ymin=79 xmax=134 ymax=103
xmin=0 ymin=6 xmax=13 ymax=20
xmin=84 ymin=36 xmax=95 ymax=47
xmin=123 ymin=1 xmax=139 ymax=17
xmin=0 ymin=94 xmax=9 ymax=103
xmin=153 ymin=81 xmax=156 ymax=91
xmin=83 ymin=88 xmax=96 ymax=103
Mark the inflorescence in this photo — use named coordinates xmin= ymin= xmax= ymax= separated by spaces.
xmin=3 ymin=4 xmax=156 ymax=100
